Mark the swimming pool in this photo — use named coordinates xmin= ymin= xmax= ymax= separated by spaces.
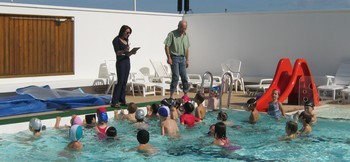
xmin=0 ymin=109 xmax=349 ymax=161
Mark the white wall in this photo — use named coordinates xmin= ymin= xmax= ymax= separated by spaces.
xmin=2 ymin=3 xmax=350 ymax=92
xmin=184 ymin=10 xmax=350 ymax=83
xmin=0 ymin=3 xmax=182 ymax=92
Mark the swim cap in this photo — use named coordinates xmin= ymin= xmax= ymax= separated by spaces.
xmin=73 ymin=116 xmax=83 ymax=126
xmin=304 ymin=101 xmax=315 ymax=107
xmin=29 ymin=118 xmax=42 ymax=131
xmin=97 ymin=107 xmax=108 ymax=123
xmin=158 ymin=105 xmax=170 ymax=117
xmin=69 ymin=124 xmax=83 ymax=142
xmin=97 ymin=112 xmax=108 ymax=123
xmin=182 ymin=95 xmax=190 ymax=103
xmin=135 ymin=109 xmax=145 ymax=120
xmin=211 ymin=86 xmax=220 ymax=92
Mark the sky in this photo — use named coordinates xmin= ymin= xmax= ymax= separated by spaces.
xmin=1 ymin=0 xmax=350 ymax=13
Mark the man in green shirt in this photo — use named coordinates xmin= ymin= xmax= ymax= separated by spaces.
xmin=164 ymin=20 xmax=190 ymax=99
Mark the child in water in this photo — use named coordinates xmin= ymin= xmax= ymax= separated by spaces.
xmin=29 ymin=118 xmax=43 ymax=137
xmin=279 ymin=121 xmax=298 ymax=141
xmin=246 ymin=98 xmax=259 ymax=124
xmin=268 ymin=89 xmax=285 ymax=119
xmin=195 ymin=92 xmax=207 ymax=120
xmin=133 ymin=109 xmax=149 ymax=130
xmin=67 ymin=124 xmax=84 ymax=151
xmin=131 ymin=129 xmax=158 ymax=155
xmin=158 ymin=106 xmax=180 ymax=137
xmin=217 ymin=111 xmax=233 ymax=126
xmin=95 ymin=107 xmax=109 ymax=136
xmin=293 ymin=101 xmax=317 ymax=124
xmin=54 ymin=114 xmax=83 ymax=129
xmin=207 ymin=86 xmax=220 ymax=111
xmin=121 ymin=102 xmax=138 ymax=122
xmin=297 ymin=111 xmax=312 ymax=135
xmin=212 ymin=122 xmax=230 ymax=146
xmin=146 ymin=103 xmax=159 ymax=119
xmin=180 ymin=102 xmax=201 ymax=127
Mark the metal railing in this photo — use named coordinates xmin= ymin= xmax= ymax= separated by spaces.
xmin=219 ymin=72 xmax=233 ymax=110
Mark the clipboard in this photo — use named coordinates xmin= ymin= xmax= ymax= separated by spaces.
xmin=129 ymin=47 xmax=140 ymax=54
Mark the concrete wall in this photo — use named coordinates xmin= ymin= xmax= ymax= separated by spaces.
xmin=0 ymin=3 xmax=182 ymax=92
xmin=184 ymin=10 xmax=350 ymax=83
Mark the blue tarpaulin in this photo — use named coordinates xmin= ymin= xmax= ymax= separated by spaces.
xmin=0 ymin=85 xmax=111 ymax=117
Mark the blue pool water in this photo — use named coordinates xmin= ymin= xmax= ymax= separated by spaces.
xmin=0 ymin=110 xmax=349 ymax=161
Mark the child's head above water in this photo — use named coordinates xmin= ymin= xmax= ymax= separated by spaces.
xmin=137 ymin=129 xmax=149 ymax=144
xmin=96 ymin=107 xmax=108 ymax=123
xmin=29 ymin=118 xmax=42 ymax=132
xmin=135 ymin=109 xmax=145 ymax=122
xmin=151 ymin=104 xmax=160 ymax=115
xmin=210 ymin=86 xmax=220 ymax=97
xmin=194 ymin=92 xmax=205 ymax=104
xmin=158 ymin=106 xmax=170 ymax=118
xmin=183 ymin=102 xmax=195 ymax=114
xmin=286 ymin=121 xmax=298 ymax=134
xmin=70 ymin=116 xmax=83 ymax=126
xmin=246 ymin=98 xmax=257 ymax=111
xmin=217 ymin=111 xmax=228 ymax=121
xmin=299 ymin=111 xmax=312 ymax=124
xmin=214 ymin=122 xmax=227 ymax=139
xmin=106 ymin=126 xmax=117 ymax=138
xmin=271 ymin=89 xmax=280 ymax=100
xmin=304 ymin=101 xmax=315 ymax=110
xmin=69 ymin=124 xmax=83 ymax=142
xmin=127 ymin=102 xmax=138 ymax=114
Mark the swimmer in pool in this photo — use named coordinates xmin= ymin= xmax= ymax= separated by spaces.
xmin=130 ymin=129 xmax=158 ymax=155
xmin=279 ymin=121 xmax=298 ymax=141
xmin=67 ymin=124 xmax=83 ymax=151
xmin=29 ymin=118 xmax=43 ymax=137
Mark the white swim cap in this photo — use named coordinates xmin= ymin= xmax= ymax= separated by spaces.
xmin=29 ymin=118 xmax=42 ymax=131
xmin=69 ymin=124 xmax=83 ymax=142
xmin=135 ymin=109 xmax=145 ymax=120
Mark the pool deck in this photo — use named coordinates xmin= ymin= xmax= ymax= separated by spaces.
xmin=0 ymin=89 xmax=338 ymax=123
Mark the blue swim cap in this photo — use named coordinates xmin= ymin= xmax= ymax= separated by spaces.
xmin=98 ymin=112 xmax=108 ymax=123
xmin=158 ymin=106 xmax=170 ymax=117
xmin=69 ymin=124 xmax=83 ymax=141
xmin=211 ymin=86 xmax=220 ymax=92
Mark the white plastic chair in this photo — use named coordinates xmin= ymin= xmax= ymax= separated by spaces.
xmin=221 ymin=59 xmax=245 ymax=93
xmin=149 ymin=60 xmax=179 ymax=96
xmin=130 ymin=71 xmax=156 ymax=97
xmin=245 ymin=78 xmax=273 ymax=96
xmin=97 ymin=60 xmax=118 ymax=94
xmin=318 ymin=61 xmax=350 ymax=100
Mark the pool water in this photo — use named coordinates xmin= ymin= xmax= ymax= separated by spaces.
xmin=0 ymin=110 xmax=349 ymax=161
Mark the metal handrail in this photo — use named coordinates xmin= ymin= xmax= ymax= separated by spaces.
xmin=200 ymin=71 xmax=214 ymax=93
xmin=219 ymin=72 xmax=233 ymax=110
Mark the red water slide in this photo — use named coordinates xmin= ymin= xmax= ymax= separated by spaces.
xmin=256 ymin=58 xmax=320 ymax=112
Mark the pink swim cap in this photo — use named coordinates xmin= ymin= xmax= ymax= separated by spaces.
xmin=73 ymin=116 xmax=83 ymax=126
xmin=182 ymin=95 xmax=190 ymax=103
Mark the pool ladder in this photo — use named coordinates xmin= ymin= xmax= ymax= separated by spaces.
xmin=199 ymin=71 xmax=214 ymax=93
xmin=219 ymin=72 xmax=233 ymax=110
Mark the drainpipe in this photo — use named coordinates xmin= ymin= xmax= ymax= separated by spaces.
xmin=133 ymin=0 xmax=137 ymax=11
